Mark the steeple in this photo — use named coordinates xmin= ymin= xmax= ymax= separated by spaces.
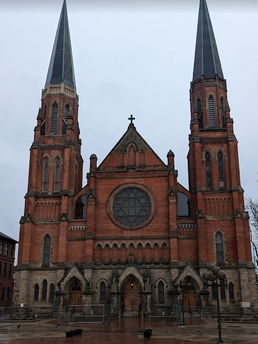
xmin=45 ymin=0 xmax=76 ymax=89
xmin=193 ymin=0 xmax=224 ymax=82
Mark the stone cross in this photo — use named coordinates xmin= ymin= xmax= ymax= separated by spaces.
xmin=128 ymin=114 xmax=135 ymax=124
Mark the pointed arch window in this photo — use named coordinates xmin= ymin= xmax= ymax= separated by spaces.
xmin=229 ymin=282 xmax=235 ymax=301
xmin=178 ymin=192 xmax=189 ymax=217
xmin=208 ymin=95 xmax=215 ymax=127
xmin=42 ymin=280 xmax=47 ymax=301
xmin=218 ymin=151 xmax=224 ymax=187
xmin=220 ymin=280 xmax=226 ymax=300
xmin=220 ymin=97 xmax=226 ymax=128
xmin=54 ymin=156 xmax=61 ymax=192
xmin=63 ymin=104 xmax=69 ymax=134
xmin=5 ymin=243 xmax=8 ymax=255
xmin=75 ymin=195 xmax=87 ymax=219
xmin=158 ymin=281 xmax=165 ymax=303
xmin=49 ymin=283 xmax=55 ymax=303
xmin=34 ymin=284 xmax=39 ymax=301
xmin=100 ymin=281 xmax=106 ymax=303
xmin=41 ymin=105 xmax=47 ymax=135
xmin=51 ymin=102 xmax=58 ymax=134
xmin=205 ymin=152 xmax=212 ymax=188
xmin=43 ymin=235 xmax=51 ymax=265
xmin=197 ymin=98 xmax=203 ymax=129
xmin=216 ymin=232 xmax=224 ymax=263
xmin=42 ymin=156 xmax=49 ymax=192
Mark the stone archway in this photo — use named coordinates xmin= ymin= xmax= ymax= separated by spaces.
xmin=121 ymin=274 xmax=142 ymax=315
xmin=62 ymin=277 xmax=83 ymax=306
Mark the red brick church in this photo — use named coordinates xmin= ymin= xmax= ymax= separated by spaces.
xmin=15 ymin=0 xmax=257 ymax=315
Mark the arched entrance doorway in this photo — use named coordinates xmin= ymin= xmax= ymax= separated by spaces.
xmin=121 ymin=275 xmax=142 ymax=315
xmin=69 ymin=280 xmax=82 ymax=305
xmin=182 ymin=278 xmax=197 ymax=312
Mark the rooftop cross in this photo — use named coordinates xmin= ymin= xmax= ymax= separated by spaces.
xmin=128 ymin=114 xmax=135 ymax=124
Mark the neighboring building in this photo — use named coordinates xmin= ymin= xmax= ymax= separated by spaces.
xmin=0 ymin=232 xmax=18 ymax=307
xmin=15 ymin=0 xmax=257 ymax=315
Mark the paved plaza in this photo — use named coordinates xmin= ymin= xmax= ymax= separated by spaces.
xmin=0 ymin=316 xmax=258 ymax=344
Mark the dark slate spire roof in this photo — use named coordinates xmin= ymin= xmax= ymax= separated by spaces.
xmin=45 ymin=0 xmax=76 ymax=89
xmin=193 ymin=0 xmax=224 ymax=82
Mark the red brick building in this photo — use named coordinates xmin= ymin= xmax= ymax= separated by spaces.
xmin=15 ymin=0 xmax=257 ymax=315
xmin=0 ymin=232 xmax=18 ymax=307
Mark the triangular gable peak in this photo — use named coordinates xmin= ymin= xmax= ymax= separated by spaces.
xmin=97 ymin=123 xmax=167 ymax=172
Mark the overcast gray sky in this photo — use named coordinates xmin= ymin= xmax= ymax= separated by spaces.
xmin=1 ymin=0 xmax=258 ymax=250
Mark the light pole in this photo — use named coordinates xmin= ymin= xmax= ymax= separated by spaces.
xmin=202 ymin=266 xmax=227 ymax=343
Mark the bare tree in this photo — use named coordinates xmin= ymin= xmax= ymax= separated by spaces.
xmin=246 ymin=198 xmax=258 ymax=265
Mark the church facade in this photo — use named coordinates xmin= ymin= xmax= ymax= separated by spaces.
xmin=14 ymin=0 xmax=257 ymax=315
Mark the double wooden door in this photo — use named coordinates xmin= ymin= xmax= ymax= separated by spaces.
xmin=69 ymin=281 xmax=82 ymax=305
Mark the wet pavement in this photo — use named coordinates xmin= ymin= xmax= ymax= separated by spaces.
xmin=0 ymin=316 xmax=258 ymax=344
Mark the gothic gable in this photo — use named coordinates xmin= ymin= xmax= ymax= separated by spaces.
xmin=98 ymin=123 xmax=166 ymax=172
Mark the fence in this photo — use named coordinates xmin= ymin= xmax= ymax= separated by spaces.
xmin=173 ymin=305 xmax=258 ymax=325
xmin=63 ymin=304 xmax=112 ymax=324
xmin=0 ymin=305 xmax=258 ymax=325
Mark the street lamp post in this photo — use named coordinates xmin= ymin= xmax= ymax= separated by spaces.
xmin=202 ymin=266 xmax=227 ymax=344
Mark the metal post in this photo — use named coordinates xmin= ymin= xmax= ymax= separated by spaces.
xmin=202 ymin=266 xmax=227 ymax=344
xmin=216 ymin=280 xmax=223 ymax=343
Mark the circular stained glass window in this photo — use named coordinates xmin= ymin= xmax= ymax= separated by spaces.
xmin=113 ymin=187 xmax=151 ymax=227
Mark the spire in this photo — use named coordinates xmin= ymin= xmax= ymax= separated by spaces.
xmin=192 ymin=0 xmax=224 ymax=82
xmin=45 ymin=0 xmax=76 ymax=89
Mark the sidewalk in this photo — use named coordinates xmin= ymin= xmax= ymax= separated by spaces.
xmin=0 ymin=316 xmax=258 ymax=343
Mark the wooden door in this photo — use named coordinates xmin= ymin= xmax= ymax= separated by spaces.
xmin=123 ymin=279 xmax=141 ymax=311
xmin=69 ymin=281 xmax=82 ymax=305
xmin=183 ymin=289 xmax=196 ymax=312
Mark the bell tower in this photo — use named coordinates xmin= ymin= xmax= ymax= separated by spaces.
xmin=17 ymin=0 xmax=83 ymax=273
xmin=188 ymin=0 xmax=256 ymax=307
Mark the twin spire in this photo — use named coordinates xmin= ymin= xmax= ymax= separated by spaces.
xmin=193 ymin=0 xmax=224 ymax=82
xmin=45 ymin=0 xmax=224 ymax=88
xmin=45 ymin=0 xmax=76 ymax=89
